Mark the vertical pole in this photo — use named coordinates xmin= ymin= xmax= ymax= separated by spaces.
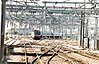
xmin=71 ymin=16 xmax=73 ymax=39
xmin=69 ymin=15 xmax=72 ymax=39
xmin=53 ymin=21 xmax=55 ymax=39
xmin=0 ymin=0 xmax=1 ymax=63
xmin=93 ymin=0 xmax=97 ymax=50
xmin=80 ymin=11 xmax=84 ymax=48
xmin=42 ymin=3 xmax=47 ymax=36
xmin=80 ymin=12 xmax=82 ymax=47
xmin=94 ymin=17 xmax=98 ymax=50
xmin=82 ymin=17 xmax=84 ymax=48
xmin=83 ymin=0 xmax=86 ymax=48
xmin=44 ymin=3 xmax=47 ymax=31
xmin=85 ymin=19 xmax=89 ymax=48
xmin=0 ymin=0 xmax=6 ymax=64
xmin=65 ymin=26 xmax=67 ymax=39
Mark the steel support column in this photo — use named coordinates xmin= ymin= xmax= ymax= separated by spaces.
xmin=69 ymin=15 xmax=72 ymax=39
xmin=0 ymin=0 xmax=6 ymax=64
xmin=94 ymin=17 xmax=98 ymax=50
xmin=65 ymin=26 xmax=67 ymax=39
xmin=42 ymin=2 xmax=47 ymax=37
xmin=80 ymin=11 xmax=84 ymax=48
xmin=85 ymin=19 xmax=89 ymax=48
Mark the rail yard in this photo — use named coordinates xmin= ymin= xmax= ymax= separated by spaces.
xmin=3 ymin=36 xmax=99 ymax=64
xmin=1 ymin=0 xmax=99 ymax=64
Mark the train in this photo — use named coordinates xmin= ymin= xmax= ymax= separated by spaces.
xmin=32 ymin=30 xmax=41 ymax=40
xmin=32 ymin=30 xmax=62 ymax=40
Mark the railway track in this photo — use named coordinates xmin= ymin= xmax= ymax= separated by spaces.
xmin=35 ymin=40 xmax=99 ymax=64
xmin=6 ymin=37 xmax=99 ymax=64
xmin=29 ymin=42 xmax=86 ymax=64
xmin=5 ymin=37 xmax=20 ymax=45
xmin=62 ymin=45 xmax=99 ymax=60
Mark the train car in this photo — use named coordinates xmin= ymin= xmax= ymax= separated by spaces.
xmin=32 ymin=30 xmax=41 ymax=40
xmin=32 ymin=30 xmax=62 ymax=40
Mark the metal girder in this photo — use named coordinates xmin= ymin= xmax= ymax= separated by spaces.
xmin=42 ymin=1 xmax=99 ymax=4
xmin=6 ymin=6 xmax=99 ymax=15
xmin=1 ymin=0 xmax=6 ymax=64
xmin=5 ymin=13 xmax=80 ymax=27
xmin=6 ymin=4 xmax=44 ymax=8
xmin=5 ymin=3 xmax=99 ymax=15
xmin=6 ymin=4 xmax=97 ymax=9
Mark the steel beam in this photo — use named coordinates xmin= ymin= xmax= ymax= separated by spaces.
xmin=0 ymin=1 xmax=1 ymax=63
xmin=42 ymin=1 xmax=91 ymax=4
xmin=80 ymin=11 xmax=84 ymax=48
xmin=94 ymin=17 xmax=98 ymax=50
xmin=6 ymin=4 xmax=99 ymax=9
xmin=0 ymin=0 xmax=6 ymax=64
xmin=85 ymin=19 xmax=89 ymax=48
